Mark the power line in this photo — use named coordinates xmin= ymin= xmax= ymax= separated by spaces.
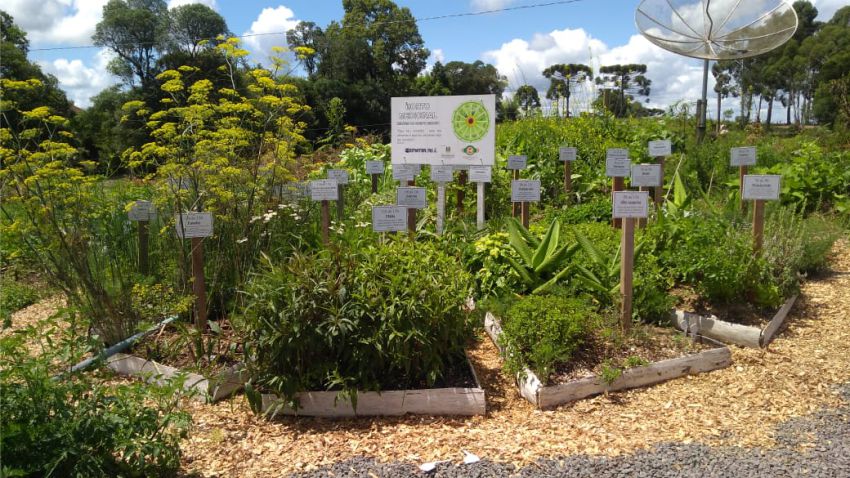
xmin=29 ymin=0 xmax=587 ymax=53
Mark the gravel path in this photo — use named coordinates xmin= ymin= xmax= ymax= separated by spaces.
xmin=290 ymin=383 xmax=850 ymax=477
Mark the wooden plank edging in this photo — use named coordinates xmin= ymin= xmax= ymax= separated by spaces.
xmin=760 ymin=294 xmax=799 ymax=346
xmin=484 ymin=312 xmax=732 ymax=409
xmin=105 ymin=353 xmax=246 ymax=402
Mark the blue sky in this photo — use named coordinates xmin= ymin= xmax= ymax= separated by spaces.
xmin=7 ymin=0 xmax=846 ymax=115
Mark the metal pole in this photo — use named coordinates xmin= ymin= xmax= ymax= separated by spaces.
xmin=697 ymin=59 xmax=709 ymax=143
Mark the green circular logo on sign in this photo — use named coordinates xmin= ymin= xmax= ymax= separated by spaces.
xmin=451 ymin=101 xmax=489 ymax=143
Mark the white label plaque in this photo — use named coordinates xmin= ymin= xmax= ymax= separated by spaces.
xmin=730 ymin=147 xmax=757 ymax=166
xmin=310 ymin=179 xmax=339 ymax=201
xmin=468 ymin=165 xmax=492 ymax=183
xmin=397 ymin=187 xmax=427 ymax=209
xmin=507 ymin=155 xmax=527 ymax=170
xmin=613 ymin=191 xmax=649 ymax=218
xmin=392 ymin=164 xmax=421 ymax=181
xmin=630 ymin=164 xmax=663 ymax=187
xmin=128 ymin=200 xmax=156 ymax=221
xmin=511 ymin=180 xmax=541 ymax=202
xmin=648 ymin=140 xmax=672 ymax=157
xmin=175 ymin=212 xmax=213 ymax=238
xmin=327 ymin=169 xmax=349 ymax=185
xmin=371 ymin=206 xmax=407 ymax=232
xmin=742 ymin=175 xmax=780 ymax=200
xmin=559 ymin=147 xmax=577 ymax=162
xmin=606 ymin=149 xmax=631 ymax=177
xmin=365 ymin=161 xmax=384 ymax=175
xmin=430 ymin=165 xmax=454 ymax=183
xmin=276 ymin=182 xmax=308 ymax=200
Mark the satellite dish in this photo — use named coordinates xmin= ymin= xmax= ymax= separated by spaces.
xmin=635 ymin=0 xmax=798 ymax=139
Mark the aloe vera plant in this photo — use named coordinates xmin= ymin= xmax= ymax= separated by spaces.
xmin=504 ymin=218 xmax=579 ymax=294
xmin=573 ymin=227 xmax=645 ymax=303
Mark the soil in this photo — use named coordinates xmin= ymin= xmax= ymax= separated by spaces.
xmin=548 ymin=325 xmax=714 ymax=384
xmin=670 ymin=285 xmax=779 ymax=327
xmin=131 ymin=318 xmax=243 ymax=376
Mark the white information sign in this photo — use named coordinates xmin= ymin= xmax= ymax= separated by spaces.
xmin=327 ymin=169 xmax=349 ymax=185
xmin=630 ymin=164 xmax=663 ymax=187
xmin=391 ymin=94 xmax=496 ymax=166
xmin=392 ymin=164 xmax=421 ymax=181
xmin=507 ymin=155 xmax=527 ymax=170
xmin=310 ymin=179 xmax=339 ymax=201
xmin=430 ymin=165 xmax=454 ymax=183
xmin=559 ymin=147 xmax=577 ymax=162
xmin=613 ymin=191 xmax=649 ymax=218
xmin=606 ymin=148 xmax=631 ymax=177
xmin=511 ymin=180 xmax=541 ymax=202
xmin=371 ymin=206 xmax=407 ymax=232
xmin=648 ymin=140 xmax=672 ymax=157
xmin=730 ymin=147 xmax=757 ymax=166
xmin=468 ymin=165 xmax=492 ymax=183
xmin=175 ymin=212 xmax=213 ymax=238
xmin=276 ymin=182 xmax=308 ymax=200
xmin=397 ymin=187 xmax=427 ymax=209
xmin=365 ymin=161 xmax=384 ymax=175
xmin=128 ymin=200 xmax=156 ymax=221
xmin=742 ymin=175 xmax=781 ymax=200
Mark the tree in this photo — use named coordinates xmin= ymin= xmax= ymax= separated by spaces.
xmin=712 ymin=63 xmax=734 ymax=132
xmin=803 ymin=6 xmax=850 ymax=126
xmin=167 ymin=3 xmax=228 ymax=56
xmin=415 ymin=60 xmax=507 ymax=98
xmin=514 ymin=85 xmax=541 ymax=117
xmin=542 ymin=63 xmax=592 ymax=117
xmin=286 ymin=21 xmax=323 ymax=76
xmin=596 ymin=64 xmax=650 ymax=117
xmin=93 ymin=0 xmax=170 ymax=89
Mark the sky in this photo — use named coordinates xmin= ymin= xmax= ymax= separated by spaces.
xmin=6 ymin=0 xmax=848 ymax=116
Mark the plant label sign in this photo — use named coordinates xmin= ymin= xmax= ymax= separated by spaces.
xmin=742 ymin=175 xmax=781 ymax=200
xmin=511 ymin=180 xmax=541 ymax=202
xmin=365 ymin=161 xmax=384 ymax=175
xmin=392 ymin=163 xmax=421 ymax=181
xmin=276 ymin=182 xmax=308 ymax=200
xmin=430 ymin=165 xmax=454 ymax=183
xmin=648 ymin=140 xmax=672 ymax=157
xmin=397 ymin=187 xmax=427 ymax=209
xmin=391 ymin=94 xmax=496 ymax=166
xmin=175 ymin=212 xmax=213 ymax=238
xmin=630 ymin=164 xmax=662 ymax=187
xmin=327 ymin=169 xmax=349 ymax=185
xmin=310 ymin=179 xmax=339 ymax=201
xmin=559 ymin=147 xmax=577 ymax=162
xmin=605 ymin=149 xmax=630 ymax=177
xmin=730 ymin=146 xmax=757 ymax=166
xmin=613 ymin=191 xmax=649 ymax=218
xmin=507 ymin=155 xmax=527 ymax=170
xmin=128 ymin=200 xmax=156 ymax=221
xmin=468 ymin=165 xmax=492 ymax=183
xmin=371 ymin=206 xmax=407 ymax=232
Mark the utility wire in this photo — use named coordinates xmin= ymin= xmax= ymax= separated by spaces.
xmin=29 ymin=0 xmax=587 ymax=52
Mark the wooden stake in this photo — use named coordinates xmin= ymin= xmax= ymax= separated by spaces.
xmin=476 ymin=181 xmax=485 ymax=230
xmin=457 ymin=169 xmax=467 ymax=215
xmin=371 ymin=173 xmax=378 ymax=194
xmin=321 ymin=200 xmax=330 ymax=245
xmin=637 ymin=187 xmax=647 ymax=228
xmin=436 ymin=183 xmax=446 ymax=235
xmin=191 ymin=237 xmax=207 ymax=330
xmin=753 ymin=199 xmax=765 ymax=254
xmin=620 ymin=217 xmax=635 ymax=333
xmin=512 ymin=170 xmax=520 ymax=217
xmin=336 ymin=185 xmax=345 ymax=221
xmin=612 ymin=177 xmax=624 ymax=229
xmin=654 ymin=156 xmax=665 ymax=208
xmin=563 ymin=160 xmax=572 ymax=202
xmin=521 ymin=200 xmax=530 ymax=229
xmin=739 ymin=165 xmax=748 ymax=212
xmin=407 ymin=178 xmax=416 ymax=236
xmin=138 ymin=220 xmax=149 ymax=275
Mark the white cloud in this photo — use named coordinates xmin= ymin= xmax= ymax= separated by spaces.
xmin=167 ymin=0 xmax=218 ymax=10
xmin=4 ymin=0 xmax=109 ymax=46
xmin=470 ymin=0 xmax=515 ymax=12
xmin=39 ymin=49 xmax=119 ymax=108
xmin=243 ymin=6 xmax=300 ymax=66
xmin=812 ymin=0 xmax=846 ymax=21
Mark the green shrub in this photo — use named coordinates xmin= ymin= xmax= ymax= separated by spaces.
xmin=240 ymin=239 xmax=475 ymax=409
xmin=498 ymin=294 xmax=597 ymax=381
xmin=0 ymin=278 xmax=40 ymax=327
xmin=550 ymin=195 xmax=613 ymax=224
xmin=0 ymin=312 xmax=191 ymax=477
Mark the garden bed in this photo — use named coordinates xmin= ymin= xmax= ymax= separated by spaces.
xmin=671 ymin=294 xmax=799 ymax=348
xmin=484 ymin=312 xmax=732 ymax=409
xmin=259 ymin=352 xmax=486 ymax=417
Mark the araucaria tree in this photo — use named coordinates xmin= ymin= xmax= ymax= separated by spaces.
xmin=542 ymin=63 xmax=592 ymax=117
xmin=596 ymin=64 xmax=650 ymax=117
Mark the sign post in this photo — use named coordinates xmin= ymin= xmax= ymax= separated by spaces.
xmin=431 ymin=165 xmax=453 ymax=235
xmin=559 ymin=147 xmax=577 ymax=200
xmin=397 ymin=185 xmax=427 ymax=235
xmin=507 ymin=155 xmax=527 ymax=218
xmin=175 ymin=212 xmax=213 ymax=330
xmin=366 ymin=161 xmax=384 ymax=194
xmin=469 ymin=165 xmax=491 ymax=230
xmin=310 ymin=179 xmax=339 ymax=245
xmin=742 ymin=175 xmax=780 ymax=253
xmin=457 ymin=168 xmax=467 ymax=215
xmin=648 ymin=140 xmax=671 ymax=208
xmin=731 ymin=147 xmax=757 ymax=212
xmin=613 ymin=191 xmax=649 ymax=332
xmin=327 ymin=169 xmax=349 ymax=221
xmin=128 ymin=200 xmax=156 ymax=275
xmin=606 ymin=148 xmax=631 ymax=229
xmin=511 ymin=179 xmax=540 ymax=229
